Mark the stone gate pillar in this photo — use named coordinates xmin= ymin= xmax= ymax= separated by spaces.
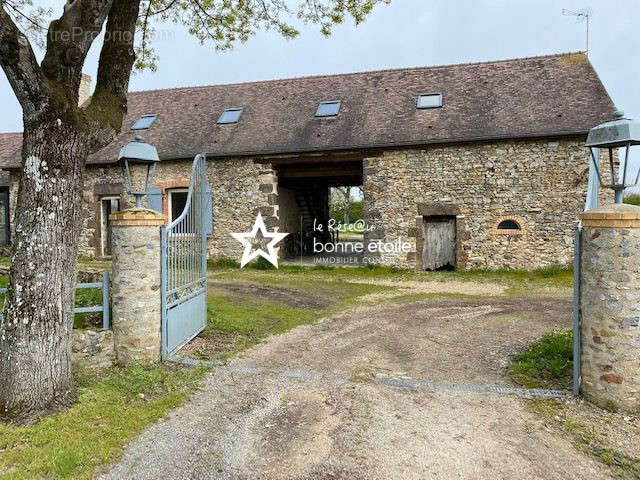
xmin=580 ymin=204 xmax=640 ymax=412
xmin=110 ymin=208 xmax=164 ymax=364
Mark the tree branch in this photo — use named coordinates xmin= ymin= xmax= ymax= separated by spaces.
xmin=3 ymin=1 xmax=48 ymax=33
xmin=86 ymin=0 xmax=141 ymax=144
xmin=0 ymin=5 xmax=48 ymax=121
xmin=139 ymin=1 xmax=153 ymax=66
xmin=40 ymin=0 xmax=114 ymax=110
xmin=148 ymin=0 xmax=178 ymax=17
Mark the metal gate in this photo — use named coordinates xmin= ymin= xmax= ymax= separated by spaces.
xmin=161 ymin=154 xmax=208 ymax=358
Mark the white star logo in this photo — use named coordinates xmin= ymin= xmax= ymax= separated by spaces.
xmin=231 ymin=213 xmax=289 ymax=268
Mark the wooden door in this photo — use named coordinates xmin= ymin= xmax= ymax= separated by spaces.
xmin=422 ymin=216 xmax=456 ymax=270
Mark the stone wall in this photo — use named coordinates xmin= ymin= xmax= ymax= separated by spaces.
xmin=6 ymin=136 xmax=602 ymax=270
xmin=7 ymin=158 xmax=277 ymax=260
xmin=363 ymin=137 xmax=594 ymax=270
xmin=204 ymin=159 xmax=278 ymax=259
xmin=72 ymin=329 xmax=115 ymax=370
xmin=579 ymin=205 xmax=640 ymax=412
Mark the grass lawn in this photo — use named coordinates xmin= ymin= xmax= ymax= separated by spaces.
xmin=509 ymin=330 xmax=573 ymax=390
xmin=0 ymin=364 xmax=205 ymax=480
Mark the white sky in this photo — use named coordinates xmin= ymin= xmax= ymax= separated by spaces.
xmin=1 ymin=0 xmax=639 ymax=168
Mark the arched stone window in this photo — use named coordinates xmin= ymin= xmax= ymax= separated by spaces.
xmin=493 ymin=217 xmax=525 ymax=235
xmin=497 ymin=219 xmax=521 ymax=230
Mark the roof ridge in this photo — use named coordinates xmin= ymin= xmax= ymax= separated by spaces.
xmin=128 ymin=51 xmax=587 ymax=96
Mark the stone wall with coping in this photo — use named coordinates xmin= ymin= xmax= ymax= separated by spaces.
xmin=363 ymin=137 xmax=596 ymax=270
xmin=580 ymin=204 xmax=640 ymax=413
xmin=110 ymin=209 xmax=164 ymax=364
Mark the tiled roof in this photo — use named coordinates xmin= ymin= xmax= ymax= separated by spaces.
xmin=1 ymin=52 xmax=615 ymax=169
xmin=0 ymin=132 xmax=21 ymax=183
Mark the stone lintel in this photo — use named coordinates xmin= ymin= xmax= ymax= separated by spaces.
xmin=110 ymin=208 xmax=166 ymax=227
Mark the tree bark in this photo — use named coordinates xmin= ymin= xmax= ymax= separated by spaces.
xmin=0 ymin=0 xmax=139 ymax=423
xmin=0 ymin=117 xmax=88 ymax=423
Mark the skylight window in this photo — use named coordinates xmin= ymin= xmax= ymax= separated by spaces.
xmin=131 ymin=114 xmax=157 ymax=130
xmin=417 ymin=93 xmax=443 ymax=109
xmin=217 ymin=108 xmax=243 ymax=124
xmin=315 ymin=101 xmax=341 ymax=117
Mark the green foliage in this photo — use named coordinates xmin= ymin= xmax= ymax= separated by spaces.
xmin=0 ymin=275 xmax=105 ymax=329
xmin=207 ymin=257 xmax=240 ymax=270
xmin=209 ymin=262 xmax=573 ymax=296
xmin=205 ymin=294 xmax=315 ymax=352
xmin=134 ymin=0 xmax=391 ymax=70
xmin=1 ymin=1 xmax=52 ymax=49
xmin=5 ymin=0 xmax=389 ymax=81
xmin=624 ymin=194 xmax=640 ymax=206
xmin=0 ymin=364 xmax=204 ymax=480
xmin=452 ymin=265 xmax=574 ymax=295
xmin=510 ymin=330 xmax=573 ymax=389
xmin=350 ymin=200 xmax=363 ymax=221
xmin=249 ymin=256 xmax=277 ymax=270
xmin=330 ymin=200 xmax=363 ymax=223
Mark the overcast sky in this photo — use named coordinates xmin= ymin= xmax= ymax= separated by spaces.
xmin=1 ymin=0 xmax=639 ymax=167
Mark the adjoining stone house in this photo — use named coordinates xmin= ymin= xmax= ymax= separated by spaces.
xmin=0 ymin=52 xmax=615 ymax=270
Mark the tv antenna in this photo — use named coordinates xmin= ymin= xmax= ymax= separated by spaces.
xmin=562 ymin=7 xmax=592 ymax=55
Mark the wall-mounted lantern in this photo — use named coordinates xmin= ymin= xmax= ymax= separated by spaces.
xmin=586 ymin=110 xmax=640 ymax=204
xmin=118 ymin=136 xmax=160 ymax=208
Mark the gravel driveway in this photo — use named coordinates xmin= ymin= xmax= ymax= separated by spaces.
xmin=98 ymin=298 xmax=611 ymax=479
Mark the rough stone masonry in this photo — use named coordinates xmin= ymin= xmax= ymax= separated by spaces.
xmin=363 ymin=138 xmax=596 ymax=270
xmin=110 ymin=209 xmax=164 ymax=364
xmin=580 ymin=204 xmax=640 ymax=413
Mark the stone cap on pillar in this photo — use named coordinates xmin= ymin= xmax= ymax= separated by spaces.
xmin=110 ymin=208 xmax=166 ymax=227
xmin=580 ymin=203 xmax=640 ymax=228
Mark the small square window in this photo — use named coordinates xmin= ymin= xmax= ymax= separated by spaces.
xmin=217 ymin=108 xmax=243 ymax=124
xmin=417 ymin=93 xmax=443 ymax=109
xmin=316 ymin=101 xmax=341 ymax=117
xmin=131 ymin=114 xmax=157 ymax=130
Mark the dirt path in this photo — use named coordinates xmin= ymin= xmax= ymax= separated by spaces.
xmin=98 ymin=298 xmax=609 ymax=480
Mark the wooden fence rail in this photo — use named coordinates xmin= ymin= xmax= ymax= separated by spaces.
xmin=0 ymin=271 xmax=111 ymax=330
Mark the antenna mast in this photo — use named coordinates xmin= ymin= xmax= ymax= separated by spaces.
xmin=562 ymin=8 xmax=592 ymax=55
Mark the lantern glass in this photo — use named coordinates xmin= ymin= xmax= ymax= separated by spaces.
xmin=118 ymin=137 xmax=160 ymax=208
xmin=586 ymin=111 xmax=640 ymax=204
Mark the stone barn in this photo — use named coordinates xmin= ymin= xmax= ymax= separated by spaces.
xmin=0 ymin=52 xmax=615 ymax=270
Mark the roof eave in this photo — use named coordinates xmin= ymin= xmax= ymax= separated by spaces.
xmin=204 ymin=130 xmax=590 ymax=161
xmin=0 ymin=129 xmax=591 ymax=171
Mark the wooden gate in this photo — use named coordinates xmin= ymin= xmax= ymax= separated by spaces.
xmin=422 ymin=216 xmax=456 ymax=270
xmin=161 ymin=154 xmax=209 ymax=358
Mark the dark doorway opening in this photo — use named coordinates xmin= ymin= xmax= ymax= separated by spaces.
xmin=422 ymin=215 xmax=456 ymax=271
xmin=268 ymin=155 xmax=364 ymax=265
xmin=100 ymin=197 xmax=120 ymax=256
xmin=169 ymin=189 xmax=189 ymax=223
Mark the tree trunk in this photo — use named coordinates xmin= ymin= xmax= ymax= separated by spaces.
xmin=0 ymin=118 xmax=87 ymax=423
